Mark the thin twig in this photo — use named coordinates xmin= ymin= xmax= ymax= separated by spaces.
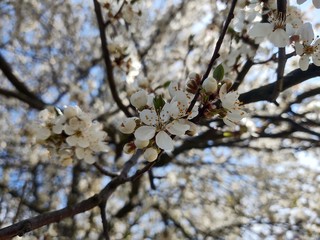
xmin=93 ymin=163 xmax=120 ymax=178
xmin=186 ymin=0 xmax=238 ymax=113
xmin=93 ymin=0 xmax=132 ymax=117
xmin=0 ymin=151 xmax=142 ymax=239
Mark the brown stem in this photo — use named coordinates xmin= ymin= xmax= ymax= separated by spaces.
xmin=93 ymin=0 xmax=132 ymax=117
xmin=187 ymin=0 xmax=238 ymax=113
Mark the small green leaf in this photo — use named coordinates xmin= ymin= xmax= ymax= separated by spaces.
xmin=213 ymin=64 xmax=224 ymax=81
xmin=223 ymin=132 xmax=233 ymax=137
xmin=153 ymin=95 xmax=165 ymax=113
xmin=163 ymin=81 xmax=171 ymax=88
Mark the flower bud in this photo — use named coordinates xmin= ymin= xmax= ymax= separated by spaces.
xmin=202 ymin=76 xmax=218 ymax=94
xmin=119 ymin=117 xmax=137 ymax=134
xmin=130 ymin=90 xmax=148 ymax=109
xmin=134 ymin=139 xmax=149 ymax=149
xmin=186 ymin=72 xmax=201 ymax=94
xmin=124 ymin=142 xmax=136 ymax=154
xmin=143 ymin=147 xmax=158 ymax=162
xmin=138 ymin=78 xmax=148 ymax=88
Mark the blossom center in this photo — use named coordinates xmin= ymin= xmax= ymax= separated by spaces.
xmin=304 ymin=45 xmax=316 ymax=55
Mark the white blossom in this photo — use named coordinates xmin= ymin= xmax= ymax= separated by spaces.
xmin=143 ymin=147 xmax=158 ymax=162
xmin=119 ymin=117 xmax=137 ymax=134
xmin=33 ymin=106 xmax=108 ymax=165
xmin=295 ymin=23 xmax=320 ymax=71
xmin=134 ymin=139 xmax=149 ymax=149
xmin=202 ymin=76 xmax=218 ymax=94
xmin=130 ymin=89 xmax=148 ymax=109
xmin=133 ymin=92 xmax=194 ymax=151
xmin=219 ymin=84 xmax=247 ymax=127
xmin=248 ymin=15 xmax=289 ymax=47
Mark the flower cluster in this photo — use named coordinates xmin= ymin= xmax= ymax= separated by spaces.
xmin=120 ymin=71 xmax=247 ymax=162
xmin=119 ymin=83 xmax=197 ymax=162
xmin=247 ymin=3 xmax=320 ymax=71
xmin=295 ymin=23 xmax=320 ymax=71
xmin=201 ymin=76 xmax=247 ymax=128
xmin=32 ymin=106 xmax=108 ymax=165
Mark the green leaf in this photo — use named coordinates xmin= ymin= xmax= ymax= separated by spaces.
xmin=163 ymin=81 xmax=171 ymax=88
xmin=153 ymin=95 xmax=165 ymax=113
xmin=213 ymin=64 xmax=224 ymax=81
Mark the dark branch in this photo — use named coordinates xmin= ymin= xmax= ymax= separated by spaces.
xmin=93 ymin=0 xmax=132 ymax=117
xmin=187 ymin=0 xmax=238 ymax=113
xmin=239 ymin=64 xmax=320 ymax=104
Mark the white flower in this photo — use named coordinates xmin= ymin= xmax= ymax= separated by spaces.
xmin=119 ymin=117 xmax=137 ymax=134
xmin=155 ymin=131 xmax=174 ymax=151
xmin=34 ymin=106 xmax=109 ymax=165
xmin=134 ymin=95 xmax=193 ymax=151
xmin=75 ymin=147 xmax=95 ymax=164
xmin=143 ymin=147 xmax=158 ymax=162
xmin=35 ymin=125 xmax=52 ymax=140
xmin=130 ymin=89 xmax=148 ymax=109
xmin=34 ymin=109 xmax=56 ymax=140
xmin=134 ymin=125 xmax=156 ymax=141
xmin=295 ymin=23 xmax=320 ymax=71
xmin=63 ymin=106 xmax=81 ymax=119
xmin=166 ymin=119 xmax=190 ymax=136
xmin=248 ymin=16 xmax=289 ymax=47
xmin=66 ymin=133 xmax=90 ymax=148
xmin=52 ymin=115 xmax=66 ymax=134
xmin=38 ymin=109 xmax=54 ymax=122
xmin=202 ymin=76 xmax=218 ymax=94
xmin=219 ymin=84 xmax=247 ymax=127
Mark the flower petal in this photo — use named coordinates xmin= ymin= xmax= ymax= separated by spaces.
xmin=134 ymin=126 xmax=156 ymax=141
xmin=298 ymin=22 xmax=314 ymax=44
xmin=248 ymin=23 xmax=273 ymax=38
xmin=312 ymin=52 xmax=320 ymax=66
xmin=223 ymin=117 xmax=237 ymax=128
xmin=295 ymin=43 xmax=304 ymax=56
xmin=166 ymin=120 xmax=190 ymax=136
xmin=140 ymin=109 xmax=158 ymax=125
xmin=299 ymin=55 xmax=310 ymax=71
xmin=143 ymin=147 xmax=158 ymax=162
xmin=155 ymin=131 xmax=174 ymax=151
xmin=269 ymin=29 xmax=289 ymax=48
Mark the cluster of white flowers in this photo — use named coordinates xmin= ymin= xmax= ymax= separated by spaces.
xmin=248 ymin=5 xmax=304 ymax=48
xmin=98 ymin=0 xmax=142 ymax=23
xmin=246 ymin=3 xmax=320 ymax=71
xmin=295 ymin=22 xmax=320 ymax=71
xmin=119 ymin=82 xmax=197 ymax=162
xmin=201 ymin=76 xmax=247 ymax=128
xmin=32 ymin=106 xmax=108 ymax=165
xmin=119 ymin=72 xmax=248 ymax=162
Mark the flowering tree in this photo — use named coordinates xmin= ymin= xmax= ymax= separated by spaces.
xmin=1 ymin=0 xmax=320 ymax=239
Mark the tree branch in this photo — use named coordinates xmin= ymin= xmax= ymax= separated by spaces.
xmin=0 ymin=53 xmax=46 ymax=109
xmin=93 ymin=0 xmax=132 ymax=117
xmin=99 ymin=201 xmax=109 ymax=240
xmin=0 ymin=151 xmax=142 ymax=239
xmin=239 ymin=64 xmax=320 ymax=104
xmin=0 ymin=88 xmax=45 ymax=110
